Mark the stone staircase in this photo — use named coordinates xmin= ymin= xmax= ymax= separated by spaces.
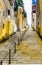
xmin=0 ymin=30 xmax=26 ymax=65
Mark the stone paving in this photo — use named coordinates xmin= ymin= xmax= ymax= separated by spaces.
xmin=0 ymin=30 xmax=26 ymax=65
xmin=10 ymin=30 xmax=42 ymax=64
xmin=0 ymin=30 xmax=42 ymax=65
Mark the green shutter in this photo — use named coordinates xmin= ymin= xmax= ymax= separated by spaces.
xmin=18 ymin=0 xmax=23 ymax=7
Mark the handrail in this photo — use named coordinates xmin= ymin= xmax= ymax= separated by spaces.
xmin=0 ymin=30 xmax=27 ymax=65
xmin=0 ymin=41 xmax=17 ymax=65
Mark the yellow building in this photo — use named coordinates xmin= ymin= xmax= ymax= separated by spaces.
xmin=39 ymin=0 xmax=42 ymax=37
xmin=0 ymin=0 xmax=6 ymax=41
xmin=36 ymin=0 xmax=42 ymax=37
xmin=17 ymin=7 xmax=23 ymax=31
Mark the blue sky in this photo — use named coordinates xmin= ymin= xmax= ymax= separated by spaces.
xmin=23 ymin=0 xmax=32 ymax=27
xmin=32 ymin=0 xmax=37 ymax=5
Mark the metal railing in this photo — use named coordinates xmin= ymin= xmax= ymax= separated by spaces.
xmin=0 ymin=30 xmax=27 ymax=65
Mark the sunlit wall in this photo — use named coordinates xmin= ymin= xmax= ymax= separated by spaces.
xmin=23 ymin=0 xmax=32 ymax=27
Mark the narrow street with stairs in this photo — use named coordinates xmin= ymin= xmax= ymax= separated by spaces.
xmin=0 ymin=0 xmax=42 ymax=65
xmin=9 ymin=30 xmax=42 ymax=64
xmin=0 ymin=29 xmax=42 ymax=65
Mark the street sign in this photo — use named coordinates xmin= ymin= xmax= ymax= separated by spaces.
xmin=32 ymin=6 xmax=36 ymax=13
xmin=32 ymin=0 xmax=37 ymax=5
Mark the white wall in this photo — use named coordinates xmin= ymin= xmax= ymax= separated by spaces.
xmin=23 ymin=0 xmax=32 ymax=27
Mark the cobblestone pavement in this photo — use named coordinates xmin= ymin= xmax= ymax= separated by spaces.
xmin=10 ymin=30 xmax=42 ymax=64
xmin=0 ymin=30 xmax=42 ymax=65
xmin=0 ymin=31 xmax=26 ymax=65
